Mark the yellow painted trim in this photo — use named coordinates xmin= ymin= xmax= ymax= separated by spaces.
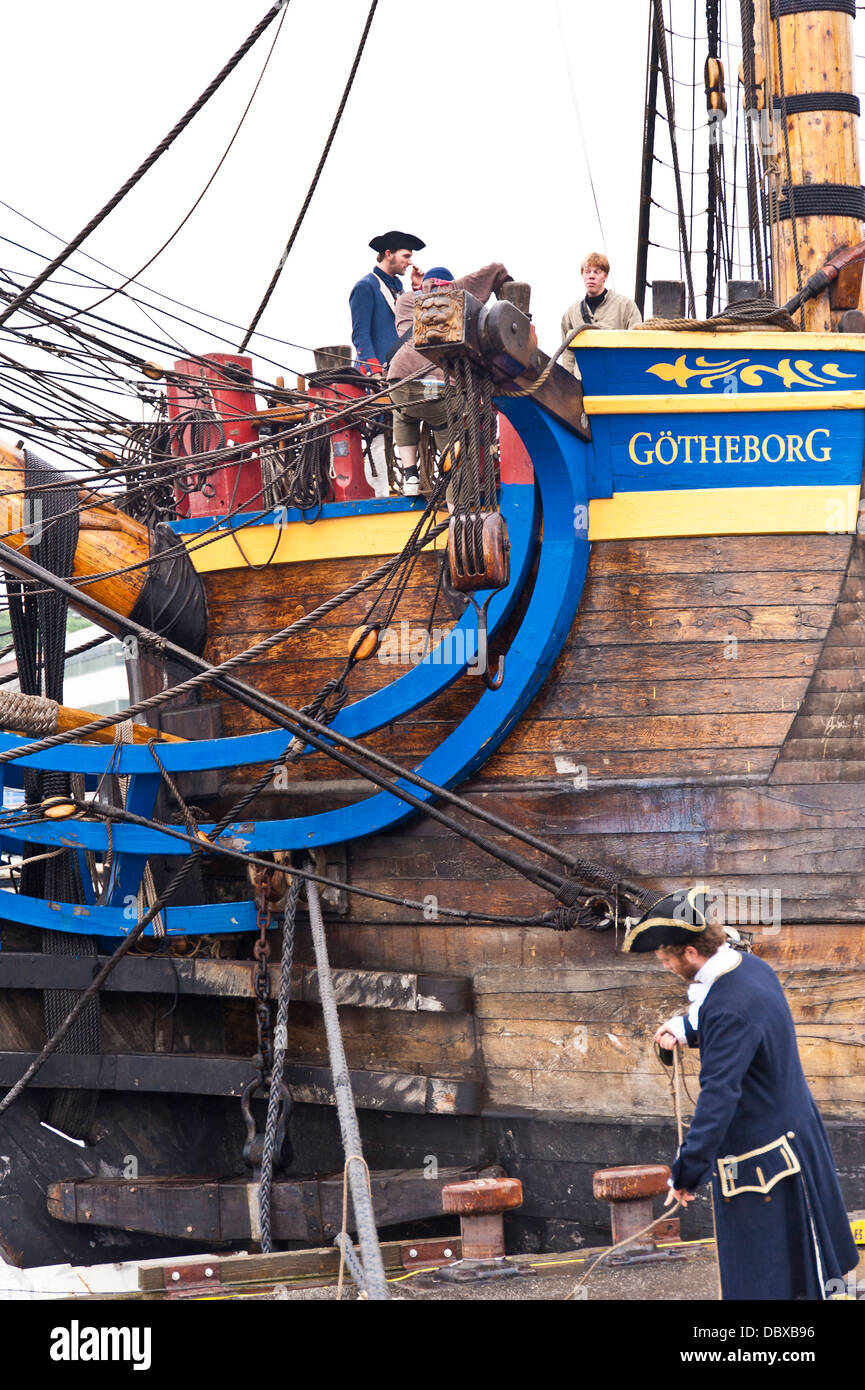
xmin=183 ymin=511 xmax=444 ymax=574
xmin=588 ymin=484 xmax=860 ymax=540
xmin=572 ymin=330 xmax=865 ymax=351
xmin=584 ymin=389 xmax=865 ymax=415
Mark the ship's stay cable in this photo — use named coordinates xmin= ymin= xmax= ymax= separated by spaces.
xmin=63 ymin=4 xmax=289 ymax=325
xmin=239 ymin=0 xmax=378 ymax=351
xmin=0 ymin=794 xmax=583 ymax=930
xmin=0 ymin=204 xmax=334 ymax=367
xmin=738 ymin=0 xmax=765 ymax=289
xmin=0 ymin=1 xmax=291 ymax=331
xmin=554 ymin=1 xmax=608 ymax=248
xmin=773 ymin=7 xmax=805 ymax=323
xmin=0 ymin=539 xmax=648 ymax=915
xmin=0 ymin=363 xmax=436 ymax=592
xmin=0 ymin=781 xmax=595 ymax=1123
xmin=653 ymin=0 xmax=697 ymax=313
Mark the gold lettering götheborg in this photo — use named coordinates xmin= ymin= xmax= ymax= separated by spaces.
xmin=627 ymin=428 xmax=831 ymax=466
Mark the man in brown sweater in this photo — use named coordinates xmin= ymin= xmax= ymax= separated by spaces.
xmin=561 ymin=251 xmax=641 ymax=376
xmin=387 ymin=262 xmax=513 ymax=495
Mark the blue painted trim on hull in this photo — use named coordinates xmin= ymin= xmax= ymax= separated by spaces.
xmin=592 ymin=411 xmax=862 ymax=493
xmin=0 ymin=404 xmax=589 ymax=934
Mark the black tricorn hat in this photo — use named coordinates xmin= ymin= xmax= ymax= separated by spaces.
xmin=369 ymin=231 xmax=425 ymax=253
xmin=621 ymin=885 xmax=709 ymax=953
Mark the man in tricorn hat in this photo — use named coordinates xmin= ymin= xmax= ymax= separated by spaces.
xmin=350 ymin=231 xmax=426 ymax=375
xmin=349 ymin=232 xmax=425 ymax=497
xmin=623 ymin=887 xmax=858 ymax=1300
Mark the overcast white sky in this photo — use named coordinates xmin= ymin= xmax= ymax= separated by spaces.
xmin=1 ymin=0 xmax=651 ymax=385
xmin=2 ymin=1 xmax=865 ymax=394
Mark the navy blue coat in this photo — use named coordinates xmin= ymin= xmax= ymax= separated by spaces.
xmin=349 ymin=267 xmax=403 ymax=368
xmin=671 ymin=951 xmax=857 ymax=1300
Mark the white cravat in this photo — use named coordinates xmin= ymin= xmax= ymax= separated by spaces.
xmin=665 ymin=943 xmax=740 ymax=1042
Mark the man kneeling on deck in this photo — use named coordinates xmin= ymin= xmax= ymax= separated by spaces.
xmin=387 ymin=262 xmax=514 ymax=495
xmin=623 ymin=888 xmax=858 ymax=1301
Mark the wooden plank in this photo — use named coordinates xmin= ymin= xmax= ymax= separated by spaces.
xmin=535 ymin=677 xmax=809 ymax=719
xmin=356 ymin=827 xmax=865 ymax=880
xmin=0 ymin=956 xmax=469 ymax=1013
xmin=277 ymin=1005 xmax=479 ymax=1078
xmin=421 ymin=781 xmax=865 ymax=834
xmin=0 ymin=1054 xmax=482 ymax=1113
xmin=770 ymin=759 xmax=865 ymax=783
xmin=579 ymin=571 xmax=844 ymax=612
xmin=587 ymin=535 xmax=851 ymax=576
xmin=50 ymin=1166 xmax=482 ymax=1243
xmin=138 ymin=1234 xmax=464 ymax=1291
xmin=556 ymin=640 xmax=823 ymax=681
xmin=491 ymin=712 xmax=794 ymax=753
xmin=481 ymin=748 xmax=778 ymax=780
xmin=476 ymin=1017 xmax=865 ymax=1080
xmin=482 ymin=1066 xmax=864 ymax=1120
xmin=565 ymin=605 xmax=835 ymax=646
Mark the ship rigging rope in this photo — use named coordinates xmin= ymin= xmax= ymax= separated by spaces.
xmin=0 ymin=772 xmax=634 ymax=1123
xmin=63 ymin=3 xmax=290 ymax=326
xmin=773 ymin=10 xmax=805 ymax=319
xmin=739 ymin=0 xmax=766 ymax=291
xmin=239 ymin=0 xmax=378 ymax=351
xmin=0 ymin=358 xmax=415 ymax=502
xmin=652 ymin=0 xmax=697 ymax=314
xmin=0 ymin=363 xmax=437 ymax=597
xmin=0 ymin=194 xmax=339 ymax=365
xmin=0 ymin=2 xmax=291 ymax=331
xmin=0 ymin=540 xmax=650 ymax=913
xmin=0 ymin=794 xmax=619 ymax=931
xmin=305 ymin=878 xmax=389 ymax=1300
xmin=637 ymin=294 xmax=797 ymax=330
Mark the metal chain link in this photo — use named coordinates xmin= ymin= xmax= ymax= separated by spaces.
xmin=259 ymin=871 xmax=300 ymax=1254
xmin=251 ymin=871 xmax=275 ymax=1088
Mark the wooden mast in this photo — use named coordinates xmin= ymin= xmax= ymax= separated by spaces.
xmin=757 ymin=0 xmax=864 ymax=330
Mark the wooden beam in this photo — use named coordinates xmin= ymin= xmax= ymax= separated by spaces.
xmin=48 ymin=1167 xmax=494 ymax=1243
xmin=136 ymin=1236 xmax=465 ymax=1292
xmin=0 ymin=955 xmax=470 ymax=1013
xmin=0 ymin=1052 xmax=482 ymax=1114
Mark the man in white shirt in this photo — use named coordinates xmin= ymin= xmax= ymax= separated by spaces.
xmin=622 ymin=886 xmax=858 ymax=1300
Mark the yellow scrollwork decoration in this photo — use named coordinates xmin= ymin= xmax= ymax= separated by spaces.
xmin=647 ymin=355 xmax=856 ymax=390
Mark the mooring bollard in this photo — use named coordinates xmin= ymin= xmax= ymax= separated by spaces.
xmin=423 ymin=1176 xmax=529 ymax=1284
xmin=592 ymin=1164 xmax=671 ymax=1249
xmin=442 ymin=1176 xmax=524 ymax=1259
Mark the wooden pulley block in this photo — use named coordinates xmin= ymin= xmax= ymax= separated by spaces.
xmin=440 ymin=440 xmax=462 ymax=474
xmin=704 ymin=56 xmax=726 ymax=115
xmin=247 ymin=856 xmax=291 ymax=912
xmin=738 ymin=54 xmax=765 ymax=110
xmin=447 ymin=511 xmax=510 ymax=593
xmin=41 ymin=797 xmax=76 ymax=821
xmin=347 ymin=623 xmax=381 ymax=660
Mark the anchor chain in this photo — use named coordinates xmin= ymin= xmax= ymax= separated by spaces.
xmin=252 ymin=870 xmax=274 ymax=1085
xmin=241 ymin=867 xmax=292 ymax=1179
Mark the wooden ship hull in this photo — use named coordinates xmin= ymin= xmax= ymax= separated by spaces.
xmin=0 ymin=0 xmax=864 ymax=1271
